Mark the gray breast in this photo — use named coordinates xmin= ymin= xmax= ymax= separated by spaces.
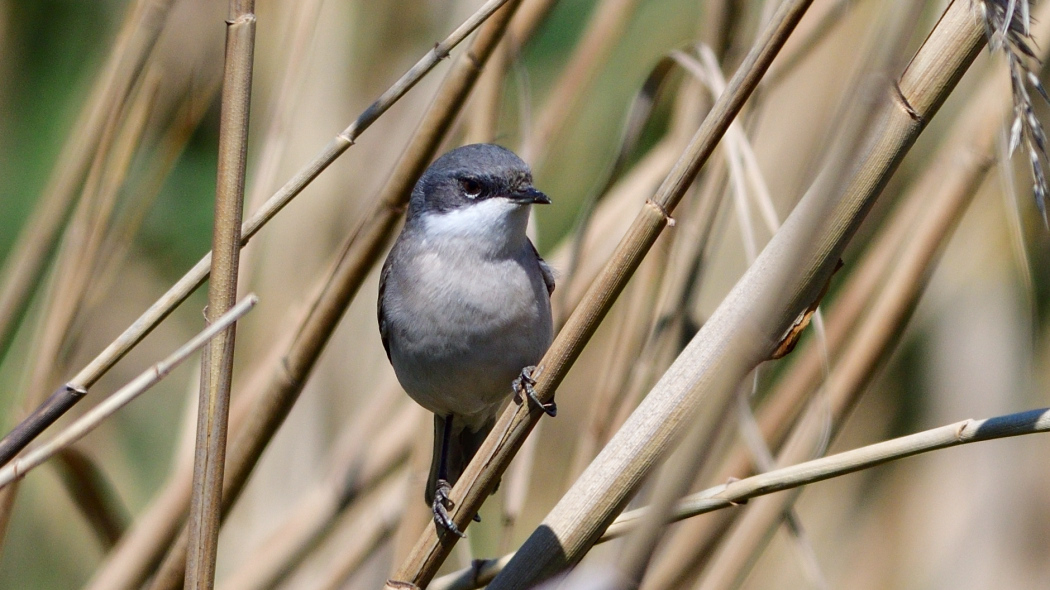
xmin=382 ymin=239 xmax=553 ymax=426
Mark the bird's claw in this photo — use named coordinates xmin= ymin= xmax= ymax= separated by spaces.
xmin=432 ymin=479 xmax=465 ymax=537
xmin=513 ymin=366 xmax=557 ymax=417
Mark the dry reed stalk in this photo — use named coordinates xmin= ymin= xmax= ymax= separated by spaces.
xmin=0 ymin=0 xmax=518 ymax=470
xmin=52 ymin=448 xmax=129 ymax=549
xmin=624 ymin=1 xmax=951 ymax=582
xmin=238 ymin=0 xmax=325 ymax=288
xmin=89 ymin=74 xmax=225 ymax=315
xmin=695 ymin=61 xmax=1031 ymax=590
xmin=481 ymin=0 xmax=989 ymax=586
xmin=0 ymin=71 xmax=161 ymax=553
xmin=216 ymin=401 xmax=418 ymax=590
xmin=387 ymin=1 xmax=816 ymax=587
xmin=0 ymin=0 xmax=175 ymax=360
xmin=430 ymin=402 xmax=1050 ymax=590
xmin=508 ymin=0 xmax=559 ymax=46
xmin=464 ymin=37 xmax=508 ymax=145
xmin=520 ymin=0 xmax=642 ymax=165
xmin=762 ymin=0 xmax=856 ymax=87
xmin=84 ymin=339 xmax=297 ymax=590
xmin=608 ymin=70 xmax=790 ymax=576
xmin=184 ymin=3 xmax=257 ymax=587
xmin=392 ymin=417 xmax=440 ymax=568
xmin=0 ymin=297 xmax=257 ymax=490
xmin=312 ymin=473 xmax=410 ymax=590
xmin=646 ymin=11 xmax=1042 ymax=590
xmin=24 ymin=56 xmax=158 ymax=415
xmin=630 ymin=16 xmax=895 ymax=581
xmin=640 ymin=124 xmax=921 ymax=590
xmin=567 ymin=238 xmax=671 ymax=479
xmin=146 ymin=5 xmax=525 ymax=588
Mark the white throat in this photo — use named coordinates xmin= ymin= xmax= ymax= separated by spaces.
xmin=421 ymin=198 xmax=531 ymax=254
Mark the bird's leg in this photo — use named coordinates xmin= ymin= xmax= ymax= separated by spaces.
xmin=433 ymin=414 xmax=465 ymax=537
xmin=513 ymin=366 xmax=557 ymax=417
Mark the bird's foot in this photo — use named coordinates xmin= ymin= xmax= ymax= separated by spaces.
xmin=432 ymin=479 xmax=466 ymax=537
xmin=513 ymin=366 xmax=557 ymax=417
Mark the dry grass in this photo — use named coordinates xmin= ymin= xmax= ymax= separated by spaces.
xmin=0 ymin=0 xmax=1049 ymax=589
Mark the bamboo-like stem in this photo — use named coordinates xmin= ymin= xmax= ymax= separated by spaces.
xmin=145 ymin=5 xmax=524 ymax=589
xmin=483 ymin=1 xmax=985 ymax=587
xmin=0 ymin=297 xmax=257 ymax=490
xmin=0 ymin=0 xmax=518 ymax=468
xmin=638 ymin=408 xmax=1050 ymax=531
xmin=387 ymin=2 xmax=816 ymax=587
xmin=645 ymin=11 xmax=1043 ymax=588
xmin=0 ymin=0 xmax=174 ymax=361
xmin=695 ymin=67 xmax=1024 ymax=590
xmin=184 ymin=2 xmax=257 ymax=588
xmin=628 ymin=5 xmax=912 ymax=584
xmin=431 ymin=404 xmax=1050 ymax=590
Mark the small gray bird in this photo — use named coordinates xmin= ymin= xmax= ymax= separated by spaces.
xmin=378 ymin=144 xmax=555 ymax=536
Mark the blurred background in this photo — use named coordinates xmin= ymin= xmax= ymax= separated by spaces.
xmin=0 ymin=0 xmax=1048 ymax=588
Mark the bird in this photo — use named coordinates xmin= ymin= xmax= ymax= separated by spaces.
xmin=378 ymin=143 xmax=555 ymax=536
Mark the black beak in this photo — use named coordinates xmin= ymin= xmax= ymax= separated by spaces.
xmin=510 ymin=186 xmax=551 ymax=205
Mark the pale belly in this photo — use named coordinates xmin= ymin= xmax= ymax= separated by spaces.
xmin=385 ymin=249 xmax=553 ymax=428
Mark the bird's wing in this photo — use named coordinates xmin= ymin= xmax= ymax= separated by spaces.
xmin=377 ymin=255 xmax=393 ymax=361
xmin=529 ymin=239 xmax=555 ymax=296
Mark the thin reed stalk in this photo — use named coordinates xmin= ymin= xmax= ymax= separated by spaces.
xmin=431 ymin=404 xmax=1050 ymax=590
xmin=0 ymin=0 xmax=175 ymax=360
xmin=0 ymin=297 xmax=257 ymax=490
xmin=184 ymin=2 xmax=257 ymax=588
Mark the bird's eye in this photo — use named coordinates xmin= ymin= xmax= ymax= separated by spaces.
xmin=460 ymin=178 xmax=482 ymax=198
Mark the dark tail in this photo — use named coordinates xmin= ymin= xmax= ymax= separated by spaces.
xmin=425 ymin=414 xmax=494 ymax=506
